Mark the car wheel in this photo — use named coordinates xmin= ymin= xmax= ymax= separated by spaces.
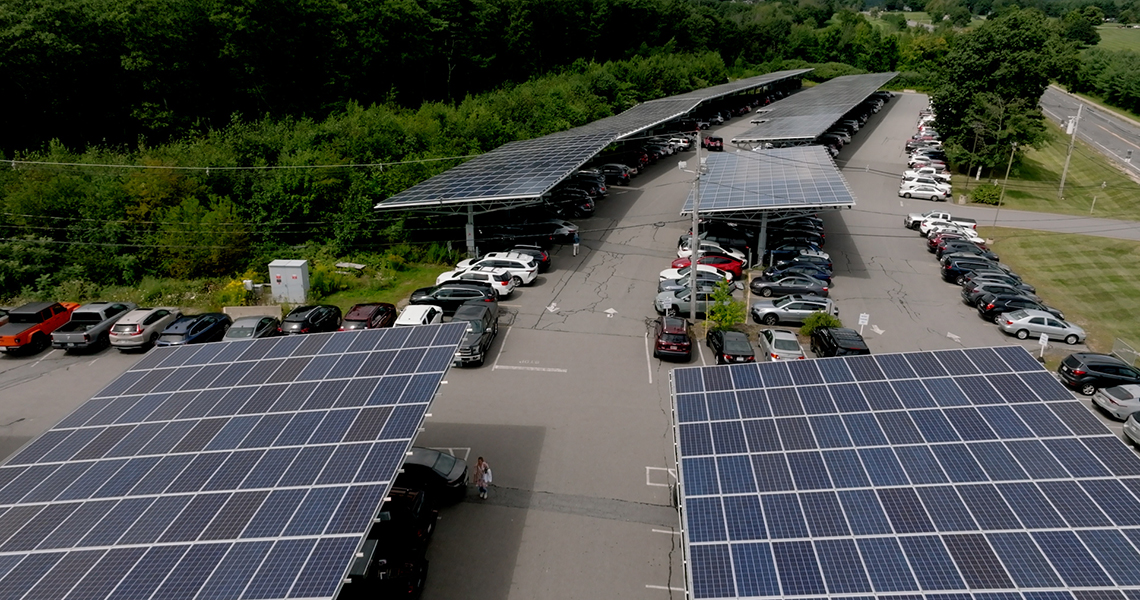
xmin=762 ymin=314 xmax=779 ymax=326
xmin=1080 ymin=383 xmax=1097 ymax=396
xmin=148 ymin=333 xmax=159 ymax=348
xmin=511 ymin=276 xmax=522 ymax=287
xmin=993 ymin=316 xmax=1002 ymax=325
xmin=955 ymin=275 xmax=966 ymax=285
xmin=1065 ymin=334 xmax=1079 ymax=345
xmin=665 ymin=306 xmax=677 ymax=317
xmin=761 ymin=287 xmax=773 ymax=297
xmin=32 ymin=334 xmax=48 ymax=354
xmin=1015 ymin=329 xmax=1029 ymax=340
xmin=903 ymin=192 xmax=912 ymax=198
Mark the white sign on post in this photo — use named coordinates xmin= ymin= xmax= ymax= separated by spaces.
xmin=858 ymin=312 xmax=869 ymax=335
xmin=1039 ymin=332 xmax=1049 ymax=359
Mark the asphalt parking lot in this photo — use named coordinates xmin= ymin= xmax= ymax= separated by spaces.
xmin=0 ymin=89 xmax=1129 ymax=599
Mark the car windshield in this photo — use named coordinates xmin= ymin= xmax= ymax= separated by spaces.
xmin=465 ymin=320 xmax=485 ymax=334
xmin=1008 ymin=310 xmax=1029 ymax=319
xmin=159 ymin=333 xmax=183 ymax=342
xmin=775 ymin=297 xmax=794 ymax=308
xmin=773 ymin=338 xmax=801 ymax=351
xmin=227 ymin=327 xmax=255 ymax=338
xmin=662 ymin=333 xmax=689 ymax=344
xmin=431 ymin=452 xmax=457 ymax=477
xmin=723 ymin=337 xmax=752 ymax=353
xmin=112 ymin=324 xmax=137 ymax=333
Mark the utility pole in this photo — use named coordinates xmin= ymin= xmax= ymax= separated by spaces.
xmin=1058 ymin=104 xmax=1082 ymax=199
xmin=689 ymin=134 xmax=702 ymax=322
xmin=994 ymin=142 xmax=1017 ymax=227
xmin=964 ymin=124 xmax=981 ymax=193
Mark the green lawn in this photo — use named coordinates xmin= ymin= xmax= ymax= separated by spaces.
xmin=952 ymin=120 xmax=1140 ymax=221
xmin=981 ymin=226 xmax=1140 ymax=354
xmin=321 ymin=264 xmax=447 ymax=314
xmin=1096 ymin=24 xmax=1140 ymax=52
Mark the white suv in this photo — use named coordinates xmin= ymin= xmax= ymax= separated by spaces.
xmin=436 ymin=266 xmax=516 ymax=297
xmin=455 ymin=252 xmax=538 ymax=286
xmin=109 ymin=307 xmax=182 ymax=350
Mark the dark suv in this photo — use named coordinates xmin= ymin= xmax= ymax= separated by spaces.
xmin=452 ymin=303 xmax=498 ymax=367
xmin=408 ymin=283 xmax=497 ymax=317
xmin=652 ymin=316 xmax=693 ymax=362
xmin=810 ymin=327 xmax=870 ymax=357
xmin=281 ymin=305 xmax=342 ymax=335
xmin=340 ymin=302 xmax=396 ymax=330
xmin=1058 ymin=353 xmax=1140 ymax=396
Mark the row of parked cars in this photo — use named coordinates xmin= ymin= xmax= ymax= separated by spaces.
xmin=898 ymin=110 xmax=953 ymax=201
xmin=905 ymin=209 xmax=1088 ymax=347
xmin=816 ymin=91 xmax=894 ymax=157
xmin=649 ymin=216 xmax=870 ymax=363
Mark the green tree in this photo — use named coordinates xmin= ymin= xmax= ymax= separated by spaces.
xmin=706 ymin=280 xmax=746 ymax=332
xmin=799 ymin=312 xmax=843 ymax=336
xmin=1058 ymin=6 xmax=1103 ymax=47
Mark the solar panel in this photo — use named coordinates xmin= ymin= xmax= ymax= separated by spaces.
xmin=376 ymin=70 xmax=813 ymax=209
xmin=733 ymin=72 xmax=899 ymax=143
xmin=681 ymin=146 xmax=856 ymax=215
xmin=672 ymin=346 xmax=1140 ymax=600
xmin=0 ymin=323 xmax=466 ymax=600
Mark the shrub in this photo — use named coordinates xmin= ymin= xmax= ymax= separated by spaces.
xmin=706 ymin=280 xmax=747 ymax=332
xmin=799 ymin=312 xmax=843 ymax=336
xmin=972 ymin=183 xmax=1003 ymax=205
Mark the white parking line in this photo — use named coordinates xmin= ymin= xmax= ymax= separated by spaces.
xmin=30 ymin=349 xmax=57 ymax=368
xmin=697 ymin=339 xmax=707 ymax=366
xmin=651 ymin=529 xmax=682 ymax=535
xmin=644 ymin=332 xmax=653 ymax=384
xmin=493 ymin=365 xmax=568 ymax=373
xmin=645 ymin=585 xmax=686 ymax=592
xmin=491 ymin=327 xmax=512 ymax=369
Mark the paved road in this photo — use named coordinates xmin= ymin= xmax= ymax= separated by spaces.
xmin=1040 ymin=85 xmax=1140 ymax=180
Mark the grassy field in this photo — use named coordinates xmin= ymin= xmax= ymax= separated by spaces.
xmin=1068 ymin=90 xmax=1140 ymax=124
xmin=952 ymin=120 xmax=1140 ymax=221
xmin=1096 ymin=24 xmax=1140 ymax=52
xmin=980 ymin=226 xmax=1140 ymax=354
xmin=321 ymin=264 xmax=446 ymax=314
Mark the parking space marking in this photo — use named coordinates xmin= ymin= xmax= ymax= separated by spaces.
xmin=30 ymin=349 xmax=57 ymax=369
xmin=491 ymin=326 xmax=512 ymax=369
xmin=645 ymin=585 xmax=686 ymax=592
xmin=696 ymin=339 xmax=707 ymax=366
xmin=430 ymin=446 xmax=471 ymax=461
xmin=646 ymin=466 xmax=677 ymax=487
xmin=493 ymin=365 xmax=568 ymax=373
xmin=651 ymin=529 xmax=682 ymax=535
xmin=644 ymin=333 xmax=653 ymax=384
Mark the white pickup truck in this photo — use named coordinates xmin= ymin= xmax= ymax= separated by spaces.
xmin=905 ymin=210 xmax=977 ymax=231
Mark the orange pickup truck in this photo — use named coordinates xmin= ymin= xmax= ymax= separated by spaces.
xmin=0 ymin=302 xmax=81 ymax=354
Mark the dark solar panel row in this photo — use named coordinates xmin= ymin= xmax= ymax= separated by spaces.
xmin=734 ymin=72 xmax=899 ymax=142
xmin=680 ymin=147 xmax=856 ymax=214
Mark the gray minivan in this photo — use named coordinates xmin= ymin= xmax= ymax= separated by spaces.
xmin=452 ymin=303 xmax=499 ymax=367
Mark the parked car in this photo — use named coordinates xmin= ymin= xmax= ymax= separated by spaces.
xmin=900 ymin=184 xmax=950 ymax=201
xmin=110 ymin=307 xmax=182 ymax=351
xmin=677 ymin=239 xmax=746 ymax=262
xmin=937 ymin=242 xmax=998 ymax=262
xmin=901 ymin=175 xmax=951 ymax=193
xmin=702 ymin=136 xmax=724 ymax=151
xmin=507 ymin=245 xmax=551 ymax=273
xmin=281 ymin=305 xmax=342 ymax=335
xmin=156 ymin=313 xmax=232 ymax=346
xmin=452 ymin=303 xmax=498 ymax=367
xmin=758 ymin=328 xmax=806 ymax=361
xmin=342 ymin=540 xmax=427 ymax=599
xmin=670 ymin=254 xmax=745 ymax=279
xmin=1124 ymin=412 xmax=1140 ymax=446
xmin=941 ymin=257 xmax=1008 ymax=283
xmin=961 ymin=282 xmax=1038 ymax=307
xmin=810 ymin=327 xmax=870 ymax=357
xmin=961 ymin=272 xmax=1035 ymax=294
xmin=655 ymin=287 xmax=718 ymax=317
xmin=997 ymin=309 xmax=1085 ymax=344
xmin=904 ymin=167 xmax=951 ymax=182
xmin=409 ymin=284 xmax=497 ymax=317
xmin=952 ymin=266 xmax=1021 ymax=287
xmin=599 ymin=164 xmax=632 ymax=185
xmin=1059 ymin=352 xmax=1140 ymax=395
xmin=652 ymin=316 xmax=693 ymax=361
xmin=750 ymin=275 xmax=829 ymax=298
xmin=51 ymin=302 xmax=138 ymax=352
xmin=455 ymin=252 xmax=538 ymax=286
xmin=976 ymin=294 xmax=1063 ymax=323
xmin=395 ymin=447 xmax=469 ymax=506
xmin=750 ymin=295 xmax=838 ymax=326
xmin=436 ymin=266 xmax=515 ymax=298
xmin=1092 ymin=384 xmax=1140 ymax=421
xmin=706 ymin=330 xmax=755 ymax=364
xmin=395 ymin=305 xmax=444 ymax=327
xmin=0 ymin=308 xmax=7 ymax=328
xmin=224 ymin=315 xmax=281 ymax=340
xmin=0 ymin=301 xmax=81 ymax=354
xmin=660 ymin=264 xmax=734 ymax=284
xmin=760 ymin=264 xmax=832 ymax=286
xmin=774 ymin=254 xmax=832 ymax=272
xmin=340 ymin=302 xmax=397 ymax=330
xmin=767 ymin=245 xmax=827 ymax=264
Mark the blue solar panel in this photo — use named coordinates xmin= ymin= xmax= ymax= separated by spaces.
xmin=0 ymin=323 xmax=465 ymax=600
xmin=672 ymin=345 xmax=1140 ymax=600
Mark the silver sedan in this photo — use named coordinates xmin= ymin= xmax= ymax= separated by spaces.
xmin=1092 ymin=384 xmax=1140 ymax=421
xmin=758 ymin=329 xmax=806 ymax=361
xmin=996 ymin=309 xmax=1086 ymax=345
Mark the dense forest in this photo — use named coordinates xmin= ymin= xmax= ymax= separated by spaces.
xmin=0 ymin=0 xmax=1130 ymax=300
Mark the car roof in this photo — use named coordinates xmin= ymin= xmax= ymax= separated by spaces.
xmin=345 ymin=303 xmax=392 ymax=319
xmin=1071 ymin=352 xmax=1127 ymax=365
xmin=765 ymin=328 xmax=798 ymax=340
xmin=660 ymin=316 xmax=688 ymax=333
xmin=1015 ymin=309 xmax=1056 ymax=319
xmin=400 ymin=305 xmax=440 ymax=318
xmin=231 ymin=315 xmax=276 ymax=326
xmin=453 ymin=304 xmax=493 ymax=319
xmin=11 ymin=302 xmax=55 ymax=313
xmin=117 ymin=307 xmax=178 ymax=323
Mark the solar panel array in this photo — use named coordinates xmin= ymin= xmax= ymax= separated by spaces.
xmin=733 ymin=72 xmax=898 ymax=143
xmin=376 ymin=70 xmax=813 ymax=210
xmin=671 ymin=346 xmax=1140 ymax=600
xmin=0 ymin=323 xmax=466 ymax=600
xmin=681 ymin=146 xmax=856 ymax=215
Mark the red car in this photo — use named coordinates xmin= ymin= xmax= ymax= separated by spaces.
xmin=652 ymin=316 xmax=693 ymax=362
xmin=670 ymin=254 xmax=745 ymax=279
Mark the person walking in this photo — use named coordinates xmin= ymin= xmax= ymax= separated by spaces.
xmin=473 ymin=456 xmax=492 ymax=499
xmin=572 ymin=232 xmax=580 ymax=256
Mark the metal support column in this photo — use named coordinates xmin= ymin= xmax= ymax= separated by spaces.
xmin=465 ymin=204 xmax=477 ymax=258
xmin=757 ymin=213 xmax=769 ymax=268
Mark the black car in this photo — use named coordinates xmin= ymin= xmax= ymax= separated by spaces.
xmin=976 ymin=293 xmax=1063 ymax=322
xmin=937 ymin=242 xmax=998 ymax=262
xmin=961 ymin=273 xmax=1035 ymax=294
xmin=373 ymin=487 xmax=439 ymax=554
xmin=767 ymin=244 xmax=822 ymax=264
xmin=1059 ymin=353 xmax=1140 ymax=396
xmin=280 ymin=305 xmax=342 ymax=335
xmin=395 ymin=447 xmax=469 ymax=506
xmin=706 ymin=330 xmax=756 ymax=364
xmin=452 ymin=303 xmax=498 ymax=367
xmin=156 ymin=313 xmax=232 ymax=346
xmin=505 ymin=244 xmax=551 ymax=273
xmin=775 ymin=254 xmax=833 ymax=272
xmin=341 ymin=539 xmax=428 ymax=599
xmin=771 ymin=232 xmax=825 ymax=249
xmin=810 ymin=327 xmax=871 ymax=357
xmin=941 ymin=257 xmax=1004 ymax=283
xmin=761 ymin=265 xmax=832 ymax=286
xmin=409 ymin=283 xmax=497 ymax=317
xmin=598 ymin=164 xmax=631 ymax=185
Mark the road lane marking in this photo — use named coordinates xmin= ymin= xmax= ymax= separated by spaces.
xmin=491 ymin=326 xmax=512 ymax=369
xmin=646 ymin=467 xmax=677 ymax=487
xmin=493 ymin=365 xmax=568 ymax=373
xmin=645 ymin=585 xmax=686 ymax=592
xmin=644 ymin=333 xmax=653 ymax=384
xmin=651 ymin=529 xmax=682 ymax=535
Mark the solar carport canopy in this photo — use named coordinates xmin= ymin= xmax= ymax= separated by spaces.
xmin=671 ymin=345 xmax=1140 ymax=600
xmin=0 ymin=323 xmax=465 ymax=600
xmin=681 ymin=146 xmax=856 ymax=218
xmin=733 ymin=72 xmax=898 ymax=145
xmin=374 ymin=69 xmax=812 ymax=212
